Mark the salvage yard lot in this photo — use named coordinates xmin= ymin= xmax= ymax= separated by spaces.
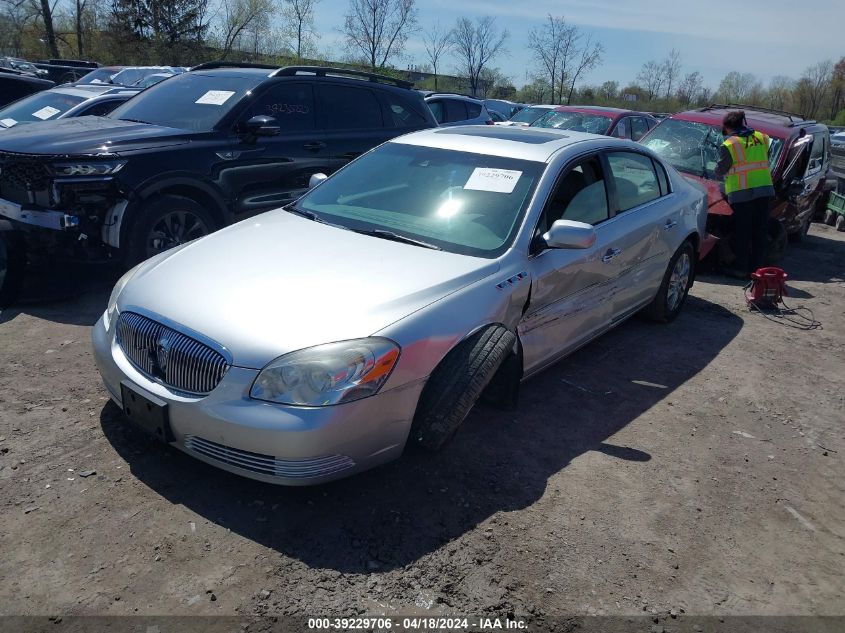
xmin=0 ymin=225 xmax=843 ymax=618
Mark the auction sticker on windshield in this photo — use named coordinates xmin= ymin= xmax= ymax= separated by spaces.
xmin=464 ymin=168 xmax=522 ymax=194
xmin=32 ymin=106 xmax=60 ymax=120
xmin=195 ymin=90 xmax=236 ymax=106
xmin=0 ymin=118 xmax=16 ymax=127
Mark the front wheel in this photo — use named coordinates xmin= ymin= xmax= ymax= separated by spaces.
xmin=643 ymin=240 xmax=695 ymax=323
xmin=0 ymin=229 xmax=26 ymax=309
xmin=124 ymin=195 xmax=218 ymax=266
xmin=410 ymin=325 xmax=517 ymax=451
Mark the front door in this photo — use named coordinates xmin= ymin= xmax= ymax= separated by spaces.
xmin=219 ymin=82 xmax=330 ymax=217
xmin=520 ymin=154 xmax=618 ymax=375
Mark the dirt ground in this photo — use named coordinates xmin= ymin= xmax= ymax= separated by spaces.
xmin=0 ymin=223 xmax=843 ymax=624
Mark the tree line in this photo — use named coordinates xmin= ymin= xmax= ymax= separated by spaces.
xmin=1 ymin=0 xmax=843 ymax=123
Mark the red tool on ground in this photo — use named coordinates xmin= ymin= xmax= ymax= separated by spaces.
xmin=745 ymin=267 xmax=788 ymax=308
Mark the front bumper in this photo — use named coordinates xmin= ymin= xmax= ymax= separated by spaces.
xmin=91 ymin=315 xmax=423 ymax=485
xmin=0 ymin=197 xmax=79 ymax=230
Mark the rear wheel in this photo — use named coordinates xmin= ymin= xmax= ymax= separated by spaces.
xmin=410 ymin=325 xmax=516 ymax=451
xmin=124 ymin=195 xmax=218 ymax=266
xmin=643 ymin=240 xmax=694 ymax=323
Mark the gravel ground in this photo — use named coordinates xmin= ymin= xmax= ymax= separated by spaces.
xmin=0 ymin=223 xmax=843 ymax=622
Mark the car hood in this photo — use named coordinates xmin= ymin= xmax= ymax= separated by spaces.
xmin=681 ymin=173 xmax=732 ymax=216
xmin=0 ymin=116 xmax=190 ymax=156
xmin=119 ymin=211 xmax=501 ymax=369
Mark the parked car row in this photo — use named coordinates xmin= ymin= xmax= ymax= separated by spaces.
xmin=0 ymin=60 xmax=832 ymax=487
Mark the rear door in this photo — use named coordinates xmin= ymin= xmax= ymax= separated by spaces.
xmin=316 ymin=82 xmax=395 ymax=175
xmin=602 ymin=150 xmax=677 ymax=320
xmin=222 ymin=81 xmax=328 ymax=216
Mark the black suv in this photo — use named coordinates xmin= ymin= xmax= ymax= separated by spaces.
xmin=0 ymin=64 xmax=436 ymax=267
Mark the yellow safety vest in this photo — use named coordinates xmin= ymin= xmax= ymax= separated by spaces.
xmin=722 ymin=131 xmax=774 ymax=196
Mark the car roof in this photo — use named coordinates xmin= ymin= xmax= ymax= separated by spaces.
xmin=391 ymin=125 xmax=616 ymax=162
xmin=51 ymin=84 xmax=139 ymax=98
xmin=552 ymin=105 xmax=649 ymax=117
xmin=670 ymin=105 xmax=826 ymax=139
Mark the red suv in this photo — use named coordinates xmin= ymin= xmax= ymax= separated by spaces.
xmin=531 ymin=105 xmax=659 ymax=140
xmin=641 ymin=104 xmax=831 ymax=263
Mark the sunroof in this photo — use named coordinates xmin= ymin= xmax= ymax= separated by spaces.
xmin=436 ymin=126 xmax=566 ymax=144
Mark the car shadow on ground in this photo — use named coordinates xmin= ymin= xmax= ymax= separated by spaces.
xmin=0 ymin=261 xmax=118 ymax=326
xmin=100 ymin=294 xmax=742 ymax=574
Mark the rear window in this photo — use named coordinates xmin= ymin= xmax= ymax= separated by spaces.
xmin=466 ymin=101 xmax=482 ymax=118
xmin=319 ymin=84 xmax=383 ymax=130
xmin=510 ymin=106 xmax=549 ymax=124
xmin=382 ymin=94 xmax=428 ymax=128
xmin=531 ymin=111 xmax=612 ymax=135
xmin=0 ymin=91 xmax=86 ymax=126
xmin=445 ymin=99 xmax=468 ymax=123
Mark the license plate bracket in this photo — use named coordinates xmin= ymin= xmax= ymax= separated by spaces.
xmin=120 ymin=381 xmax=173 ymax=443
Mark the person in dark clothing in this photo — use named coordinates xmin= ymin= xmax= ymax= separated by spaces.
xmin=714 ymin=110 xmax=775 ymax=279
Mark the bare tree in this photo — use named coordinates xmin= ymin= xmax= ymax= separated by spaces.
xmin=450 ymin=15 xmax=507 ymax=97
xmin=676 ymin=71 xmax=703 ymax=105
xmin=831 ymin=57 xmax=845 ymax=120
xmin=662 ymin=48 xmax=681 ymax=100
xmin=216 ymin=0 xmax=273 ymax=59
xmin=798 ymin=60 xmax=833 ymax=119
xmin=767 ymin=75 xmax=794 ymax=110
xmin=421 ymin=20 xmax=451 ymax=90
xmin=342 ymin=0 xmax=416 ymax=71
xmin=281 ymin=0 xmax=318 ymax=59
xmin=527 ymin=14 xmax=575 ymax=104
xmin=564 ymin=33 xmax=602 ymax=104
xmin=716 ymin=71 xmax=758 ymax=103
xmin=636 ymin=60 xmax=664 ymax=101
xmin=599 ymin=79 xmax=618 ymax=101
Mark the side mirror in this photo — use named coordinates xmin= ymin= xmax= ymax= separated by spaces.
xmin=308 ymin=173 xmax=327 ymax=189
xmin=243 ymin=115 xmax=280 ymax=137
xmin=542 ymin=219 xmax=597 ymax=249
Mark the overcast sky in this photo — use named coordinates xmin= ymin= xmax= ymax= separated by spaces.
xmin=309 ymin=0 xmax=843 ymax=89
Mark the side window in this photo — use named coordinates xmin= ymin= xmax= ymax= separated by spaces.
xmin=466 ymin=101 xmax=482 ymax=118
xmin=81 ymin=100 xmax=121 ymax=117
xmin=445 ymin=99 xmax=468 ymax=122
xmin=607 ymin=152 xmax=662 ymax=212
xmin=612 ymin=117 xmax=629 ymax=139
xmin=806 ymin=133 xmax=826 ymax=175
xmin=319 ymin=84 xmax=382 ymax=130
xmin=427 ymin=100 xmax=445 ymax=124
xmin=654 ymin=158 xmax=671 ymax=196
xmin=241 ymin=82 xmax=315 ymax=132
xmin=381 ymin=94 xmax=428 ymax=128
xmin=631 ymin=117 xmax=650 ymax=141
xmin=543 ymin=156 xmax=609 ymax=229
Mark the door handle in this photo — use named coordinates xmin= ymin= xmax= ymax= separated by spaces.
xmin=663 ymin=219 xmax=678 ymax=230
xmin=601 ymin=247 xmax=622 ymax=262
xmin=303 ymin=141 xmax=326 ymax=151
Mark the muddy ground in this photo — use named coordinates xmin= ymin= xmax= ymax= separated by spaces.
xmin=0 ymin=224 xmax=843 ymax=624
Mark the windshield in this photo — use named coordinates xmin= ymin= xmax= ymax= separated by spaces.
xmin=135 ymin=74 xmax=172 ymax=88
xmin=297 ymin=143 xmax=544 ymax=257
xmin=510 ymin=106 xmax=549 ymax=124
xmin=0 ymin=91 xmax=86 ymax=127
xmin=531 ymin=111 xmax=612 ymax=135
xmin=78 ymin=68 xmax=121 ymax=84
xmin=108 ymin=73 xmax=254 ymax=131
xmin=10 ymin=60 xmax=37 ymax=72
xmin=643 ymin=118 xmax=784 ymax=180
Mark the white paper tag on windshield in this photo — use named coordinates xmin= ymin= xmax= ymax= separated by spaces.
xmin=32 ymin=106 xmax=60 ymax=120
xmin=195 ymin=90 xmax=235 ymax=105
xmin=464 ymin=168 xmax=522 ymax=193
xmin=0 ymin=118 xmax=16 ymax=127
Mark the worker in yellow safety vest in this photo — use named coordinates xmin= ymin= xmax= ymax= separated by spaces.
xmin=714 ymin=110 xmax=776 ymax=279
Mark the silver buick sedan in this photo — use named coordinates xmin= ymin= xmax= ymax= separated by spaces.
xmin=92 ymin=126 xmax=707 ymax=485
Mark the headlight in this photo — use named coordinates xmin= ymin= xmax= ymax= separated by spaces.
xmin=250 ymin=338 xmax=400 ymax=406
xmin=103 ymin=264 xmax=141 ymax=330
xmin=52 ymin=161 xmax=126 ymax=177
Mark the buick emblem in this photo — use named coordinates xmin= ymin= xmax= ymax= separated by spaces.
xmin=151 ymin=337 xmax=172 ymax=376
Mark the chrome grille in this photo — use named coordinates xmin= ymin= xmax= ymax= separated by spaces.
xmin=116 ymin=312 xmax=229 ymax=395
xmin=184 ymin=436 xmax=355 ymax=479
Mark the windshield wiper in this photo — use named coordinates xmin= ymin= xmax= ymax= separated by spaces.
xmin=353 ymin=229 xmax=442 ymax=250
xmin=119 ymin=118 xmax=150 ymax=125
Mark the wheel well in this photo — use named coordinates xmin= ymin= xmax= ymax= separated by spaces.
xmin=686 ymin=232 xmax=700 ymax=256
xmin=144 ymin=185 xmax=228 ymax=228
